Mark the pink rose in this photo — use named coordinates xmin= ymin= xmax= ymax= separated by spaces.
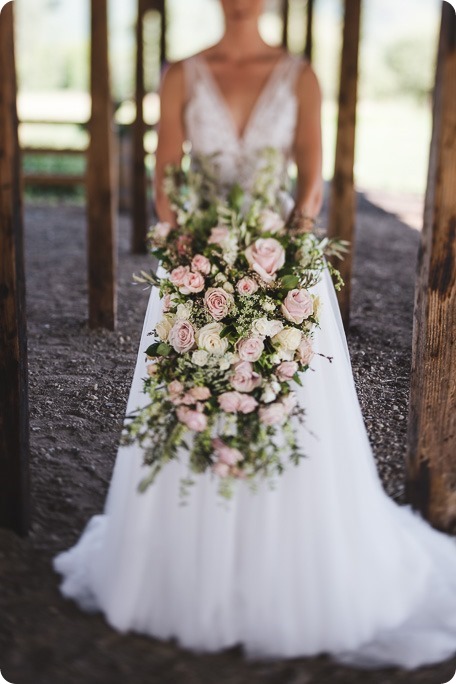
xmin=189 ymin=386 xmax=211 ymax=401
xmin=259 ymin=402 xmax=287 ymax=426
xmin=191 ymin=254 xmax=211 ymax=275
xmin=170 ymin=265 xmax=190 ymax=287
xmin=281 ymin=289 xmax=314 ymax=324
xmin=276 ymin=361 xmax=298 ymax=381
xmin=208 ymin=226 xmax=229 ymax=245
xmin=168 ymin=379 xmax=184 ymax=397
xmin=296 ymin=337 xmax=314 ymax=366
xmin=212 ymin=461 xmax=230 ymax=478
xmin=179 ymin=270 xmax=205 ymax=294
xmin=218 ymin=391 xmax=242 ymax=413
xmin=259 ymin=209 xmax=285 ymax=235
xmin=218 ymin=391 xmax=258 ymax=413
xmin=176 ymin=406 xmax=207 ymax=432
xmin=146 ymin=363 xmax=158 ymax=377
xmin=230 ymin=361 xmax=262 ymax=393
xmin=176 ymin=234 xmax=192 ymax=256
xmin=212 ymin=438 xmax=243 ymax=466
xmin=237 ymin=394 xmax=258 ymax=414
xmin=168 ymin=320 xmax=195 ymax=354
xmin=204 ymin=287 xmax=233 ymax=321
xmin=236 ymin=277 xmax=258 ymax=296
xmin=244 ymin=238 xmax=285 ymax=283
xmin=236 ymin=336 xmax=264 ymax=362
xmin=162 ymin=294 xmax=172 ymax=312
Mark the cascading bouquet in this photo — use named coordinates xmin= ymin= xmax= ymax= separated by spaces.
xmin=123 ymin=150 xmax=348 ymax=497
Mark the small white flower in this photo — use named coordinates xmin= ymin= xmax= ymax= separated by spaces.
xmin=271 ymin=353 xmax=282 ymax=365
xmin=223 ymin=282 xmax=234 ymax=294
xmin=215 ymin=272 xmax=227 ymax=283
xmin=261 ymin=298 xmax=276 ymax=313
xmin=192 ymin=350 xmax=209 ymax=367
xmin=211 ymin=264 xmax=219 ymax=275
xmin=219 ymin=357 xmax=231 ymax=371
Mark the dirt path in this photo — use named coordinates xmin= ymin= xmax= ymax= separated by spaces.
xmin=0 ymin=196 xmax=455 ymax=684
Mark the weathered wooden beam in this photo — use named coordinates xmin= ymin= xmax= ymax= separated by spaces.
xmin=87 ymin=0 xmax=117 ymax=329
xmin=281 ymin=0 xmax=289 ymax=50
xmin=406 ymin=1 xmax=456 ymax=533
xmin=160 ymin=0 xmax=167 ymax=67
xmin=327 ymin=0 xmax=362 ymax=328
xmin=132 ymin=0 xmax=148 ymax=254
xmin=0 ymin=1 xmax=31 ymax=535
xmin=304 ymin=0 xmax=314 ymax=62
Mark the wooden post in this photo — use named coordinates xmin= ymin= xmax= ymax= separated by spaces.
xmin=0 ymin=1 xmax=31 ymax=535
xmin=132 ymin=0 xmax=148 ymax=254
xmin=281 ymin=0 xmax=289 ymax=50
xmin=87 ymin=0 xmax=117 ymax=329
xmin=406 ymin=1 xmax=456 ymax=533
xmin=160 ymin=0 xmax=167 ymax=67
xmin=305 ymin=0 xmax=314 ymax=62
xmin=327 ymin=0 xmax=361 ymax=328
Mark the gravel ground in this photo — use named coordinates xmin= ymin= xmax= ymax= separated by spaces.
xmin=1 ymin=195 xmax=455 ymax=684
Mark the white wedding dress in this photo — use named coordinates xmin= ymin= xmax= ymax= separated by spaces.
xmin=54 ymin=53 xmax=456 ymax=670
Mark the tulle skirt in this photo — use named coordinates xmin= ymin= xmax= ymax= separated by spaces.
xmin=54 ymin=268 xmax=456 ymax=670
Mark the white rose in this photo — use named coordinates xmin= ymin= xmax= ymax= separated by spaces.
xmin=176 ymin=303 xmax=192 ymax=320
xmin=252 ymin=317 xmax=283 ymax=338
xmin=192 ymin=349 xmax=209 ymax=367
xmin=219 ymin=357 xmax=231 ymax=371
xmin=261 ymin=384 xmax=277 ymax=404
xmin=272 ymin=327 xmax=302 ymax=352
xmin=156 ymin=314 xmax=175 ymax=342
xmin=197 ymin=322 xmax=229 ymax=356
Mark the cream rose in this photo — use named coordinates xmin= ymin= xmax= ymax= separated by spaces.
xmin=272 ymin=327 xmax=302 ymax=352
xmin=192 ymin=349 xmax=209 ymax=367
xmin=197 ymin=322 xmax=229 ymax=356
xmin=155 ymin=313 xmax=175 ymax=342
xmin=252 ymin=317 xmax=283 ymax=338
xmin=244 ymin=238 xmax=285 ymax=283
xmin=204 ymin=287 xmax=234 ymax=321
xmin=281 ymin=289 xmax=314 ymax=324
xmin=168 ymin=320 xmax=196 ymax=354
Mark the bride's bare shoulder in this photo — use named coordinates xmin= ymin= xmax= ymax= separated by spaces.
xmin=296 ymin=60 xmax=322 ymax=105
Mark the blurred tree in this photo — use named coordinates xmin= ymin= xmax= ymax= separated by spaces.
xmin=384 ymin=35 xmax=435 ymax=101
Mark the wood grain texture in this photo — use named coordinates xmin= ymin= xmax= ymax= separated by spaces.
xmin=132 ymin=0 xmax=148 ymax=254
xmin=304 ymin=0 xmax=314 ymax=62
xmin=406 ymin=1 xmax=456 ymax=532
xmin=87 ymin=0 xmax=117 ymax=329
xmin=0 ymin=1 xmax=31 ymax=535
xmin=327 ymin=0 xmax=362 ymax=329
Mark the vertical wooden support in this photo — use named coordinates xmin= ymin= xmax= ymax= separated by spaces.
xmin=87 ymin=0 xmax=117 ymax=329
xmin=305 ymin=0 xmax=314 ymax=62
xmin=132 ymin=0 xmax=148 ymax=254
xmin=0 ymin=1 xmax=31 ymax=535
xmin=160 ymin=0 xmax=167 ymax=67
xmin=406 ymin=1 xmax=456 ymax=533
xmin=281 ymin=0 xmax=289 ymax=50
xmin=327 ymin=0 xmax=361 ymax=328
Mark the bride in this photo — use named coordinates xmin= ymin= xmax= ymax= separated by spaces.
xmin=54 ymin=0 xmax=456 ymax=670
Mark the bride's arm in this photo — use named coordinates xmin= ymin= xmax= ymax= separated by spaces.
xmin=293 ymin=64 xmax=324 ymax=221
xmin=154 ymin=62 xmax=186 ymax=225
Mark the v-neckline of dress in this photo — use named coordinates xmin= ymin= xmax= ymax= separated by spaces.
xmin=196 ymin=52 xmax=290 ymax=146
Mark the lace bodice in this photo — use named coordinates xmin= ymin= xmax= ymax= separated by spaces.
xmin=183 ymin=53 xmax=304 ymax=192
